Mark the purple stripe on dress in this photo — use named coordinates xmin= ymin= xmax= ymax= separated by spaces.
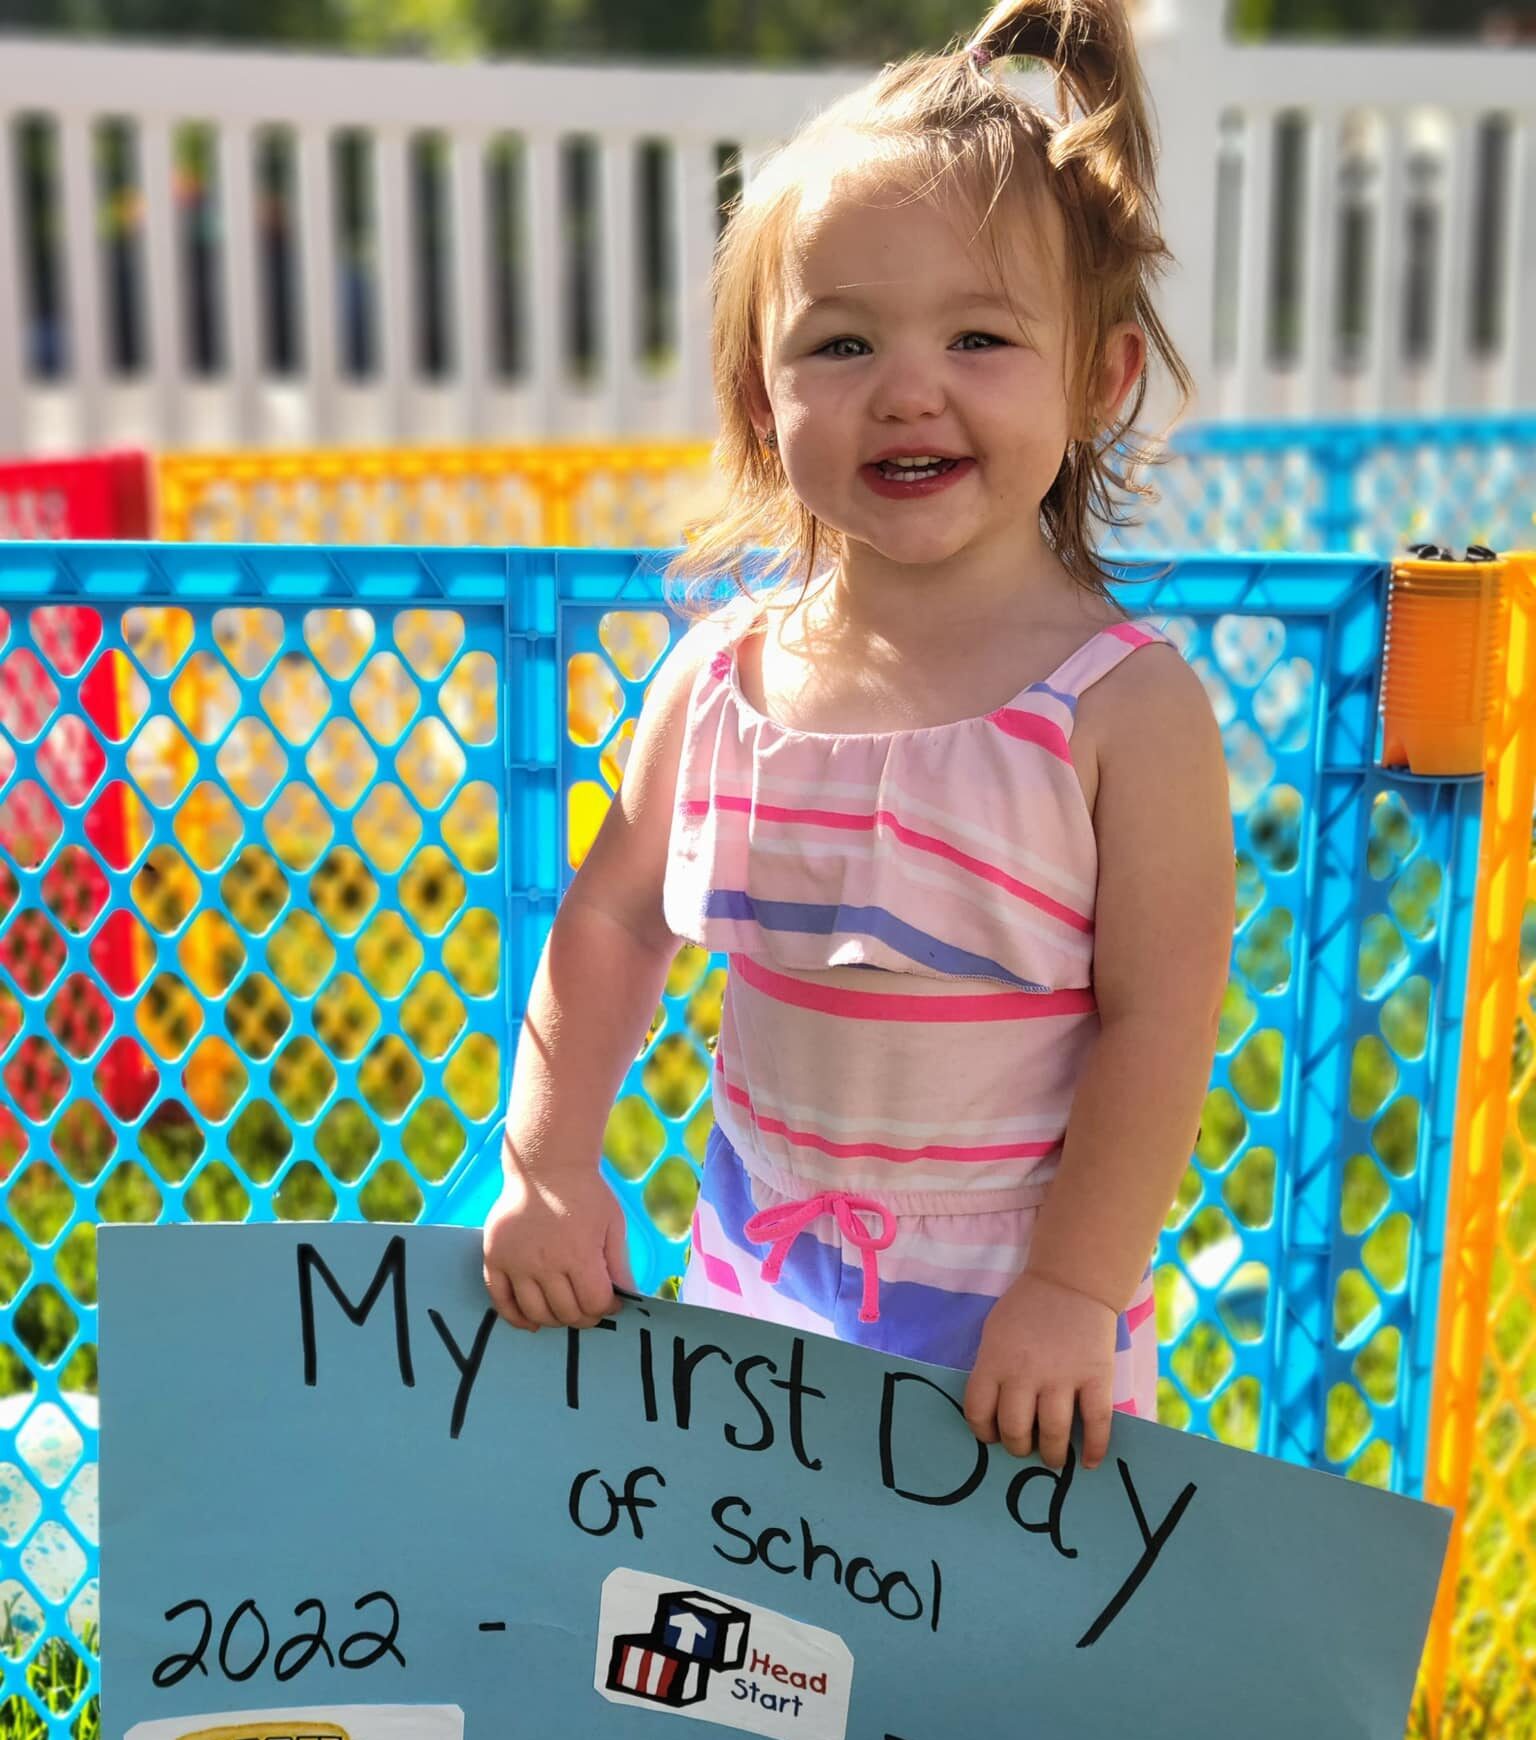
xmin=703 ymin=890 xmax=1048 ymax=990
xmin=700 ymin=1127 xmax=1145 ymax=1373
xmin=1024 ymin=682 xmax=1079 ymax=712
xmin=700 ymin=1128 xmax=995 ymax=1369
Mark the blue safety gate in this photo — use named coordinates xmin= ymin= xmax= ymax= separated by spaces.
xmin=0 ymin=542 xmax=1483 ymax=1734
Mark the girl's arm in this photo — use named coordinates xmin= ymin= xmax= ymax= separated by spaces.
xmin=482 ymin=624 xmax=714 ymax=1332
xmin=964 ymin=645 xmax=1233 ymax=1468
xmin=1027 ymin=644 xmax=1234 ymax=1310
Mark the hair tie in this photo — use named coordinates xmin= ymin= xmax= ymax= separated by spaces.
xmin=968 ymin=43 xmax=994 ymax=71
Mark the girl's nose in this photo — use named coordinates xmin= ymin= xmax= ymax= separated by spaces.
xmin=869 ymin=355 xmax=946 ymax=423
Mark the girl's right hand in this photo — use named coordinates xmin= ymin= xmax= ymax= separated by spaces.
xmin=482 ymin=1165 xmax=633 ymax=1331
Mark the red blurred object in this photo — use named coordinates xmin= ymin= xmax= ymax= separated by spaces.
xmin=0 ymin=449 xmax=153 ymax=540
xmin=0 ymin=450 xmax=158 ymax=1165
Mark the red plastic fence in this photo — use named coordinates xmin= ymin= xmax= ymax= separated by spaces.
xmin=0 ymin=451 xmax=157 ymax=1171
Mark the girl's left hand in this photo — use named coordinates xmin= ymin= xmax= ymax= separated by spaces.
xmin=963 ymin=1270 xmax=1119 ymax=1472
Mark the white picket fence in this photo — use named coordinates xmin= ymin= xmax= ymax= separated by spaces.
xmin=0 ymin=0 xmax=1532 ymax=455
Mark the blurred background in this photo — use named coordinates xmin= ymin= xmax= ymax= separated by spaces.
xmin=0 ymin=0 xmax=1532 ymax=469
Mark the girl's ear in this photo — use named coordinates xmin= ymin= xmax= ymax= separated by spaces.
xmin=742 ymin=360 xmax=773 ymax=438
xmin=1098 ymin=322 xmax=1146 ymax=423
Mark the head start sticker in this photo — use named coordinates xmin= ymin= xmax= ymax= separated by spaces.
xmin=596 ymin=1568 xmax=853 ymax=1737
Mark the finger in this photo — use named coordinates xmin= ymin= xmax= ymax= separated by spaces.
xmin=1079 ymin=1376 xmax=1115 ymax=1470
xmin=483 ymin=1264 xmax=536 ymax=1332
xmin=1035 ymin=1387 xmax=1075 ymax=1470
xmin=512 ymin=1275 xmax=557 ymax=1329
xmin=604 ymin=1212 xmax=636 ymax=1296
xmin=570 ymin=1258 xmax=619 ymax=1322
xmin=963 ymin=1369 xmax=1000 ymax=1445
xmin=540 ymin=1273 xmax=593 ymax=1328
xmin=996 ymin=1382 xmax=1039 ymax=1460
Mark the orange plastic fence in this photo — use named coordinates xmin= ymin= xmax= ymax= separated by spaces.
xmin=156 ymin=442 xmax=721 ymax=548
xmin=1420 ymin=552 xmax=1536 ymax=1723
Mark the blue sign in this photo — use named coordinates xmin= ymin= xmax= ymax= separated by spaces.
xmin=99 ymin=1224 xmax=1450 ymax=1739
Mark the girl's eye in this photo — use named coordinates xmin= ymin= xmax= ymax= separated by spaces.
xmin=815 ymin=332 xmax=1005 ymax=357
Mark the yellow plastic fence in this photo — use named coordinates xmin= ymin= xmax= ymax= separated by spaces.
xmin=1421 ymin=551 xmax=1536 ymax=1725
xmin=156 ymin=442 xmax=721 ymax=548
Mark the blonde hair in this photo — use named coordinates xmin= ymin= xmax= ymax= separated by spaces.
xmin=669 ymin=0 xmax=1191 ymax=614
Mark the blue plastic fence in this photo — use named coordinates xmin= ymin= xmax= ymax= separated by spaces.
xmin=0 ymin=542 xmax=1483 ymax=1734
xmin=1115 ymin=412 xmax=1536 ymax=555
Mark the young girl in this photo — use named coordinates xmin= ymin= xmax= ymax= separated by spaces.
xmin=483 ymin=0 xmax=1234 ymax=1475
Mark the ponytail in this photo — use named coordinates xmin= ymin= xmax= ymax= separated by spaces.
xmin=960 ymin=0 xmax=1192 ymax=589
xmin=964 ymin=0 xmax=1159 ymax=223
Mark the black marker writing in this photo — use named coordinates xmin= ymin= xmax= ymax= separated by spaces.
xmin=152 ymin=1592 xmax=404 ymax=1688
xmin=298 ymin=1237 xmax=413 ymax=1389
xmin=568 ymin=1465 xmax=666 ymax=1539
xmin=1077 ymin=1463 xmax=1198 ymax=1647
xmin=1006 ymin=1445 xmax=1079 ymax=1560
xmin=428 ymin=1305 xmax=497 ymax=1440
xmin=878 ymin=1372 xmax=988 ymax=1507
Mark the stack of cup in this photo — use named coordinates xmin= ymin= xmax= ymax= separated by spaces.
xmin=1380 ymin=547 xmax=1508 ymax=776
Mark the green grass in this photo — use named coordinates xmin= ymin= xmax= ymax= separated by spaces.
xmin=0 ymin=1596 xmax=98 ymax=1740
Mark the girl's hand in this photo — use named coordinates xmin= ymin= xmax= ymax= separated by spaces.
xmin=482 ymin=1164 xmax=633 ymax=1332
xmin=963 ymin=1270 xmax=1119 ymax=1471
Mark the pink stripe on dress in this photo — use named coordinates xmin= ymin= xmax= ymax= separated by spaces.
xmin=679 ymin=793 xmax=1093 ymax=933
xmin=732 ymin=951 xmax=1095 ymax=1022
xmin=1106 ymin=623 xmax=1160 ymax=648
xmin=985 ymin=706 xmax=1073 ymax=758
xmin=716 ymin=1072 xmax=1059 ymax=1164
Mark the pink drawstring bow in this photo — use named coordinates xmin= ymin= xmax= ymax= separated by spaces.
xmin=742 ymin=1192 xmax=897 ymax=1324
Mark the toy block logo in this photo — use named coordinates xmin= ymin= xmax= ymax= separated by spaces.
xmin=605 ymin=1588 xmax=753 ymax=1706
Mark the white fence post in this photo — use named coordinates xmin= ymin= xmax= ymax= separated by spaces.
xmin=1430 ymin=117 xmax=1475 ymax=415
xmin=217 ymin=120 xmax=262 ymax=445
xmin=0 ymin=115 xmax=25 ymax=456
xmin=1299 ymin=110 xmax=1340 ymax=421
xmin=1506 ymin=117 xmax=1536 ymax=412
xmin=1232 ymin=108 xmax=1275 ymax=423
xmin=522 ymin=130 xmax=564 ymax=439
xmin=1362 ymin=118 xmax=1399 ymax=418
xmin=451 ymin=130 xmax=490 ymax=443
xmin=297 ymin=124 xmax=341 ymax=447
xmin=58 ymin=111 xmax=106 ymax=448
xmin=138 ymin=115 xmax=184 ymax=448
xmin=374 ymin=126 xmax=412 ymax=444
xmin=599 ymin=132 xmax=637 ymax=436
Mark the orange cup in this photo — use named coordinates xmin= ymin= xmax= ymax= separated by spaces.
xmin=1380 ymin=556 xmax=1507 ymax=775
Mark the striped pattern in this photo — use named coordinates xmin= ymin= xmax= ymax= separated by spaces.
xmin=663 ymin=613 xmax=1170 ymax=1417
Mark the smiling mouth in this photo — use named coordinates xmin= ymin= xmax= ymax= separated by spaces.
xmin=872 ymin=457 xmax=963 ymax=480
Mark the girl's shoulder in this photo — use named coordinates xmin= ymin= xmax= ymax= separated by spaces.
xmin=1071 ymin=621 xmax=1222 ymax=809
xmin=1071 ymin=620 xmax=1206 ymax=717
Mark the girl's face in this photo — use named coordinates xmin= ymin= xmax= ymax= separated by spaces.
xmin=753 ymin=180 xmax=1133 ymax=579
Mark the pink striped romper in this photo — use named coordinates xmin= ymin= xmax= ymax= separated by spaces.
xmin=663 ymin=610 xmax=1165 ymax=1420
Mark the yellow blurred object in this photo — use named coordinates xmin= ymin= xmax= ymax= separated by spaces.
xmin=1380 ymin=555 xmax=1509 ymax=777
xmin=157 ymin=441 xmax=722 ymax=549
xmin=1419 ymin=551 xmax=1536 ymax=1720
xmin=172 ymin=1726 xmax=351 ymax=1740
